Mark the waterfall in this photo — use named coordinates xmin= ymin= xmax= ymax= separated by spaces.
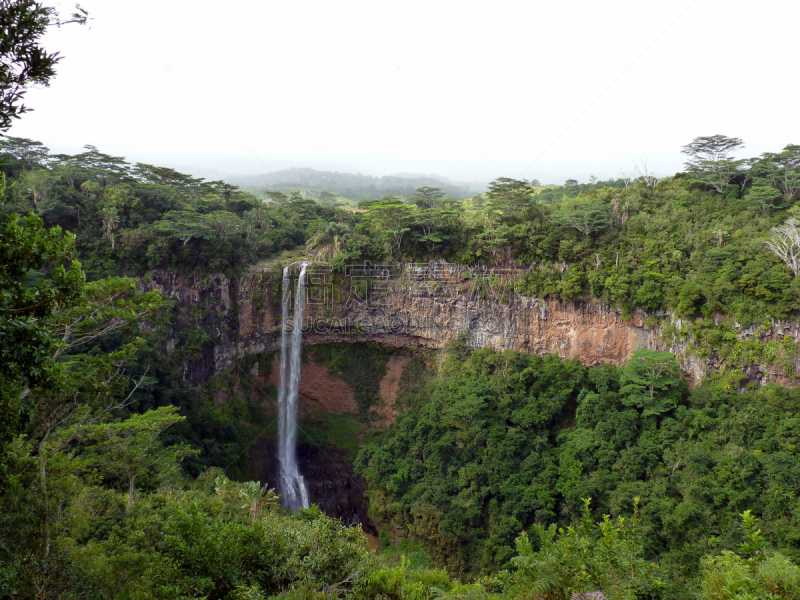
xmin=277 ymin=262 xmax=310 ymax=511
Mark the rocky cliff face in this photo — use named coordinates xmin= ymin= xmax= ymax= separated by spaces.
xmin=139 ymin=264 xmax=800 ymax=526
xmin=139 ymin=263 xmax=800 ymax=388
xmin=248 ymin=436 xmax=376 ymax=533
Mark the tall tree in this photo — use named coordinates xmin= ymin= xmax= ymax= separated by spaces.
xmin=552 ymin=200 xmax=611 ymax=236
xmin=681 ymin=135 xmax=747 ymax=194
xmin=361 ymin=197 xmax=413 ymax=259
xmin=682 ymin=135 xmax=745 ymax=163
xmin=47 ymin=276 xmax=163 ymax=361
xmin=87 ymin=406 xmax=196 ymax=512
xmin=14 ymin=166 xmax=57 ymax=212
xmin=205 ymin=210 xmax=244 ymax=241
xmin=413 ymin=207 xmax=453 ymax=254
xmin=486 ymin=177 xmax=535 ymax=221
xmin=205 ymin=180 xmax=238 ymax=205
xmin=0 ymin=0 xmax=88 ymax=481
xmin=152 ymin=210 xmax=216 ymax=245
xmin=476 ymin=224 xmax=512 ymax=262
xmin=29 ymin=277 xmax=162 ymax=550
xmin=765 ymin=219 xmax=800 ymax=277
xmin=72 ymin=145 xmax=130 ymax=186
xmin=0 ymin=136 xmax=50 ymax=175
xmin=745 ymin=185 xmax=784 ymax=214
xmin=0 ymin=174 xmax=84 ymax=471
xmin=410 ymin=186 xmax=444 ymax=209
xmin=753 ymin=145 xmax=800 ymax=201
xmin=619 ymin=349 xmax=683 ymax=417
xmin=32 ymin=342 xmax=148 ymax=553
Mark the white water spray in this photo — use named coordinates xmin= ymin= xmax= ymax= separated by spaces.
xmin=277 ymin=262 xmax=310 ymax=511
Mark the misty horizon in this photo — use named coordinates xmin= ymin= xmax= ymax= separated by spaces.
xmin=11 ymin=0 xmax=798 ymax=192
xmin=24 ymin=136 xmax=689 ymax=189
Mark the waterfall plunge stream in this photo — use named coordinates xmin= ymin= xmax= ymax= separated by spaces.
xmin=277 ymin=263 xmax=310 ymax=511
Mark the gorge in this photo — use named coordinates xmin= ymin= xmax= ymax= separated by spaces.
xmin=133 ymin=260 xmax=800 ymax=531
xmin=5 ymin=6 xmax=800 ymax=591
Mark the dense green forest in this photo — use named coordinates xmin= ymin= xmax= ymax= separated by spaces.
xmin=3 ymin=132 xmax=799 ymax=326
xmin=357 ymin=343 xmax=800 ymax=591
xmin=5 ymin=1 xmax=800 ymax=598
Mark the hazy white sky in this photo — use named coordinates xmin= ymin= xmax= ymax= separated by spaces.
xmin=10 ymin=0 xmax=800 ymax=184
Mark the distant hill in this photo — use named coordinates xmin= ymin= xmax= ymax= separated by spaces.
xmin=225 ymin=167 xmax=485 ymax=200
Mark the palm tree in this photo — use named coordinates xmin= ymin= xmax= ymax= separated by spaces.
xmin=239 ymin=481 xmax=279 ymax=522
xmin=305 ymin=221 xmax=351 ymax=261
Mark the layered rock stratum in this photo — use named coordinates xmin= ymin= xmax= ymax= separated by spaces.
xmin=140 ymin=262 xmax=800 ymax=388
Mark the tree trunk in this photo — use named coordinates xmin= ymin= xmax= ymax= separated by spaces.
xmin=39 ymin=449 xmax=50 ymax=559
xmin=127 ymin=476 xmax=136 ymax=514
